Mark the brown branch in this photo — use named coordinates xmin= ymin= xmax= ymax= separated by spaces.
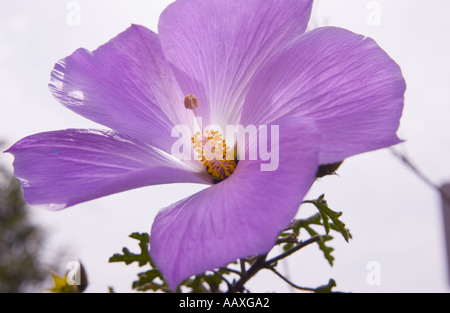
xmin=239 ymin=259 xmax=247 ymax=276
xmin=265 ymin=235 xmax=322 ymax=267
xmin=227 ymin=235 xmax=323 ymax=293
xmin=222 ymin=267 xmax=243 ymax=277
xmin=390 ymin=148 xmax=450 ymax=203
xmin=227 ymin=254 xmax=268 ymax=293
xmin=275 ymin=233 xmax=298 ymax=245
xmin=268 ymin=267 xmax=316 ymax=292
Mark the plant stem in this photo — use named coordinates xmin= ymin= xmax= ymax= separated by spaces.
xmin=265 ymin=235 xmax=322 ymax=267
xmin=240 ymin=259 xmax=247 ymax=276
xmin=390 ymin=148 xmax=450 ymax=203
xmin=268 ymin=267 xmax=316 ymax=292
xmin=227 ymin=254 xmax=267 ymax=293
xmin=227 ymin=235 xmax=322 ymax=293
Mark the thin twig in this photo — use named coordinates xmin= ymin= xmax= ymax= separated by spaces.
xmin=223 ymin=267 xmax=243 ymax=277
xmin=390 ymin=148 xmax=450 ymax=203
xmin=390 ymin=148 xmax=439 ymax=189
xmin=212 ymin=270 xmax=232 ymax=290
xmin=265 ymin=235 xmax=322 ymax=267
xmin=275 ymin=233 xmax=298 ymax=245
xmin=239 ymin=259 xmax=247 ymax=276
xmin=268 ymin=267 xmax=316 ymax=292
xmin=227 ymin=235 xmax=323 ymax=293
xmin=227 ymin=254 xmax=267 ymax=293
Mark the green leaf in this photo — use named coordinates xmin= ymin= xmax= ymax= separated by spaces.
xmin=330 ymin=223 xmax=353 ymax=240
xmin=283 ymin=243 xmax=294 ymax=252
xmin=109 ymin=247 xmax=149 ymax=266
xmin=132 ymin=269 xmax=167 ymax=292
xmin=184 ymin=276 xmax=210 ymax=293
xmin=318 ymin=235 xmax=335 ymax=266
xmin=315 ymin=202 xmax=349 ymax=242
xmin=319 ymin=210 xmax=331 ymax=235
xmin=304 ymin=197 xmax=350 ymax=242
xmin=203 ymin=274 xmax=222 ymax=293
xmin=129 ymin=232 xmax=150 ymax=243
xmin=109 ymin=233 xmax=151 ymax=267
xmin=292 ymin=213 xmax=322 ymax=236
xmin=110 ymin=232 xmax=176 ymax=292
xmin=300 ymin=223 xmax=335 ymax=266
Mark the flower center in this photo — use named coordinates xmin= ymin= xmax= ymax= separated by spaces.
xmin=184 ymin=94 xmax=237 ymax=181
xmin=191 ymin=130 xmax=237 ymax=181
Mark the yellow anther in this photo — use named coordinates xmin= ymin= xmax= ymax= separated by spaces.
xmin=191 ymin=128 xmax=237 ymax=181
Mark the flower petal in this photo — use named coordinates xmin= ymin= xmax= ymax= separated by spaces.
xmin=241 ymin=27 xmax=406 ymax=164
xmin=150 ymin=118 xmax=320 ymax=289
xmin=5 ymin=129 xmax=207 ymax=210
xmin=49 ymin=25 xmax=193 ymax=153
xmin=158 ymin=0 xmax=313 ymax=127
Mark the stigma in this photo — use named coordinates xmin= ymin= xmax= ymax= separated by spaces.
xmin=191 ymin=129 xmax=237 ymax=182
xmin=184 ymin=94 xmax=199 ymax=111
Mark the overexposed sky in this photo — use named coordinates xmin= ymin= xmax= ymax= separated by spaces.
xmin=1 ymin=0 xmax=449 ymax=293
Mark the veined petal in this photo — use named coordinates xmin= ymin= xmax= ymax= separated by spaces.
xmin=158 ymin=0 xmax=313 ymax=127
xmin=49 ymin=25 xmax=193 ymax=154
xmin=150 ymin=118 xmax=320 ymax=289
xmin=241 ymin=27 xmax=406 ymax=164
xmin=5 ymin=129 xmax=207 ymax=210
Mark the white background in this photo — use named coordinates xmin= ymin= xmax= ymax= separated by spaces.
xmin=1 ymin=0 xmax=449 ymax=293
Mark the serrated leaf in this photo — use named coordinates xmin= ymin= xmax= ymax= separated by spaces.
xmin=318 ymin=236 xmax=335 ymax=266
xmin=203 ymin=274 xmax=222 ymax=293
xmin=315 ymin=202 xmax=349 ymax=242
xmin=301 ymin=224 xmax=335 ymax=266
xmin=184 ymin=276 xmax=210 ymax=293
xmin=304 ymin=198 xmax=350 ymax=242
xmin=109 ymin=233 xmax=151 ymax=267
xmin=292 ymin=213 xmax=322 ymax=236
xmin=319 ymin=211 xmax=330 ymax=235
xmin=109 ymin=247 xmax=149 ymax=266
xmin=130 ymin=232 xmax=150 ymax=243
xmin=330 ymin=223 xmax=353 ymax=239
xmin=132 ymin=269 xmax=163 ymax=292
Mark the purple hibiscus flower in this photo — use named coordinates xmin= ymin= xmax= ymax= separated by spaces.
xmin=5 ymin=0 xmax=405 ymax=290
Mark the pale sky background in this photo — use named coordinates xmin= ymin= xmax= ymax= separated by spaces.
xmin=1 ymin=0 xmax=449 ymax=293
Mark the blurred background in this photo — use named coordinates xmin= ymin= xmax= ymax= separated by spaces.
xmin=0 ymin=0 xmax=449 ymax=292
